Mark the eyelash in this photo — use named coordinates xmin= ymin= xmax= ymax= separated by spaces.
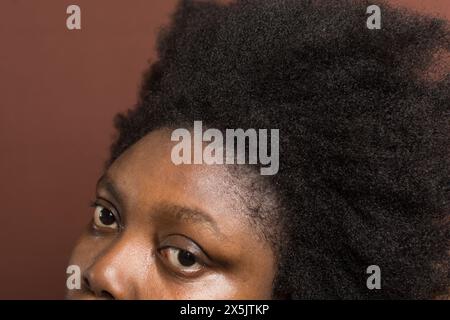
xmin=89 ymin=199 xmax=121 ymax=230
xmin=158 ymin=246 xmax=206 ymax=278
xmin=156 ymin=234 xmax=208 ymax=278
xmin=89 ymin=200 xmax=98 ymax=209
xmin=162 ymin=233 xmax=212 ymax=262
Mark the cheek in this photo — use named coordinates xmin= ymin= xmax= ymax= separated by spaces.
xmin=160 ymin=273 xmax=273 ymax=300
xmin=152 ymin=263 xmax=274 ymax=300
xmin=69 ymin=231 xmax=107 ymax=266
xmin=149 ymin=274 xmax=236 ymax=299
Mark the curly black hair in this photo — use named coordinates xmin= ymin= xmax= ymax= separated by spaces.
xmin=108 ymin=0 xmax=449 ymax=299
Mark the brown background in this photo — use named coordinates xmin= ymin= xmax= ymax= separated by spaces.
xmin=0 ymin=0 xmax=448 ymax=299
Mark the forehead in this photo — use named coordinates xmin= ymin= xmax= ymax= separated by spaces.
xmin=105 ymin=128 xmax=256 ymax=233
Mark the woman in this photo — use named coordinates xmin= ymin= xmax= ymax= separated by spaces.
xmin=67 ymin=0 xmax=449 ymax=299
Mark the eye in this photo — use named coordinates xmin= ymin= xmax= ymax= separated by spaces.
xmin=92 ymin=205 xmax=119 ymax=230
xmin=159 ymin=247 xmax=203 ymax=275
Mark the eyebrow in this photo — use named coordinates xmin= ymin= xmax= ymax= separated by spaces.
xmin=95 ymin=174 xmax=223 ymax=237
xmin=155 ymin=203 xmax=222 ymax=236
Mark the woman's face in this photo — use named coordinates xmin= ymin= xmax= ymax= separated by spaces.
xmin=67 ymin=129 xmax=277 ymax=299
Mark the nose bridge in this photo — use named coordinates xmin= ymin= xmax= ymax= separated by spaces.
xmin=84 ymin=232 xmax=154 ymax=299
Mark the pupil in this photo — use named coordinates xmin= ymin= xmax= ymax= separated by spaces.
xmin=177 ymin=250 xmax=196 ymax=267
xmin=99 ymin=209 xmax=115 ymax=225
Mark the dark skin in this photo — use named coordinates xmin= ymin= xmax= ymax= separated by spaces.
xmin=67 ymin=129 xmax=277 ymax=299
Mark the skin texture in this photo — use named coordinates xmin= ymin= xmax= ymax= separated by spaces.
xmin=67 ymin=129 xmax=277 ymax=300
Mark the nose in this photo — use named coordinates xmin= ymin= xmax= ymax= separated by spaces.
xmin=82 ymin=275 xmax=115 ymax=300
xmin=83 ymin=259 xmax=126 ymax=300
xmin=82 ymin=236 xmax=151 ymax=300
